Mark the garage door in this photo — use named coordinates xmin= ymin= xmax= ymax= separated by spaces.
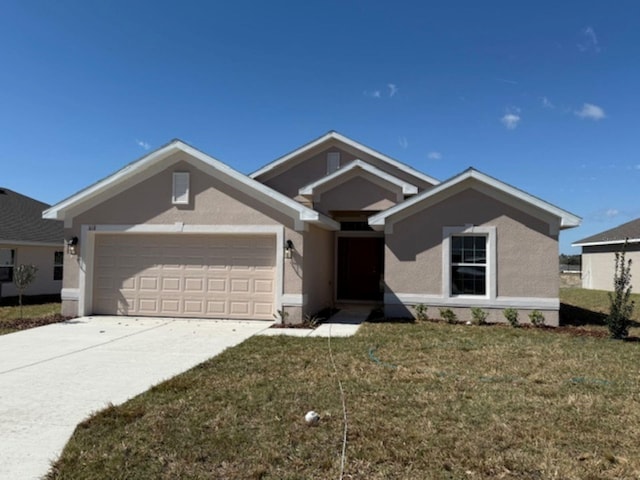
xmin=92 ymin=234 xmax=276 ymax=319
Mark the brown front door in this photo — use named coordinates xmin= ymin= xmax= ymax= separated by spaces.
xmin=337 ymin=236 xmax=384 ymax=301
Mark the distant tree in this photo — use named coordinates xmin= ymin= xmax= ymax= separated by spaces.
xmin=13 ymin=264 xmax=38 ymax=319
xmin=559 ymin=254 xmax=581 ymax=266
xmin=607 ymin=244 xmax=635 ymax=339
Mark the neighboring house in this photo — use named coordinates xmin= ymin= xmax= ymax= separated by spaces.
xmin=572 ymin=217 xmax=640 ymax=292
xmin=43 ymin=132 xmax=580 ymax=326
xmin=0 ymin=188 xmax=64 ymax=299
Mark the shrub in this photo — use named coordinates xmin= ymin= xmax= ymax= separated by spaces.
xmin=273 ymin=309 xmax=289 ymax=324
xmin=439 ymin=308 xmax=457 ymax=324
xmin=13 ymin=264 xmax=38 ymax=319
xmin=414 ymin=303 xmax=428 ymax=321
xmin=503 ymin=308 xmax=519 ymax=327
xmin=607 ymin=246 xmax=635 ymax=339
xmin=471 ymin=307 xmax=488 ymax=325
xmin=529 ymin=310 xmax=545 ymax=327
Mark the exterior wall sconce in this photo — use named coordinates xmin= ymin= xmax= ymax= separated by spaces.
xmin=285 ymin=239 xmax=294 ymax=259
xmin=66 ymin=236 xmax=78 ymax=255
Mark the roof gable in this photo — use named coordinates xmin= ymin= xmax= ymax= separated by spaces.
xmin=43 ymin=140 xmax=339 ymax=231
xmin=573 ymin=217 xmax=640 ymax=247
xmin=0 ymin=188 xmax=63 ymax=245
xmin=250 ymin=131 xmax=439 ymax=187
xmin=298 ymin=160 xmax=418 ymax=198
xmin=369 ymin=168 xmax=581 ymax=232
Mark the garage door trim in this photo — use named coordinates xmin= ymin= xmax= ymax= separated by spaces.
xmin=78 ymin=224 xmax=284 ymax=318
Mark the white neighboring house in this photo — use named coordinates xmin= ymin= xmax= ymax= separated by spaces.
xmin=0 ymin=187 xmax=64 ymax=300
xmin=572 ymin=217 xmax=640 ymax=292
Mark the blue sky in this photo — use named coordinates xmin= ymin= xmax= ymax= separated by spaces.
xmin=2 ymin=1 xmax=639 ymax=253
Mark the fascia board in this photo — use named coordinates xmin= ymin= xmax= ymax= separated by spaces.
xmin=572 ymin=238 xmax=640 ymax=247
xmin=298 ymin=160 xmax=417 ymax=196
xmin=43 ymin=142 xmax=182 ymax=220
xmin=250 ymin=131 xmax=440 ymax=186
xmin=44 ymin=139 xmax=338 ymax=231
xmin=369 ymin=169 xmax=581 ymax=229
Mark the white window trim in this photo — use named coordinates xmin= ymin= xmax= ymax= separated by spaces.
xmin=172 ymin=171 xmax=190 ymax=205
xmin=442 ymin=226 xmax=496 ymax=300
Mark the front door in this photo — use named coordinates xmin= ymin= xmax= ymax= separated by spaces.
xmin=337 ymin=236 xmax=384 ymax=301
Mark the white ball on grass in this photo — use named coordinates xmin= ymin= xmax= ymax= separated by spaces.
xmin=305 ymin=410 xmax=320 ymax=426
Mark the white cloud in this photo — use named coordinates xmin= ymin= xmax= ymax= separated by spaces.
xmin=427 ymin=151 xmax=442 ymax=160
xmin=136 ymin=139 xmax=151 ymax=150
xmin=388 ymin=83 xmax=398 ymax=97
xmin=635 ymin=164 xmax=640 ymax=170
xmin=575 ymin=103 xmax=606 ymax=120
xmin=496 ymin=78 xmax=518 ymax=85
xmin=605 ymin=208 xmax=619 ymax=218
xmin=578 ymin=26 xmax=601 ymax=53
xmin=500 ymin=108 xmax=521 ymax=130
xmin=398 ymin=136 xmax=408 ymax=149
xmin=541 ymin=96 xmax=555 ymax=109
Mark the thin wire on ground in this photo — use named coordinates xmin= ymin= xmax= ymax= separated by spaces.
xmin=328 ymin=323 xmax=348 ymax=480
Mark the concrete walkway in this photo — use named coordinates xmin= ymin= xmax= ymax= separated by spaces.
xmin=258 ymin=307 xmax=368 ymax=338
xmin=0 ymin=316 xmax=270 ymax=480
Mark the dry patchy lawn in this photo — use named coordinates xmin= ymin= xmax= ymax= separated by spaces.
xmin=0 ymin=302 xmax=64 ymax=335
xmin=48 ymin=321 xmax=640 ymax=479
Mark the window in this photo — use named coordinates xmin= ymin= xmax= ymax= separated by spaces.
xmin=0 ymin=248 xmax=15 ymax=283
xmin=443 ymin=226 xmax=495 ymax=300
xmin=54 ymin=251 xmax=64 ymax=281
xmin=172 ymin=172 xmax=190 ymax=205
xmin=451 ymin=235 xmax=486 ymax=295
xmin=326 ymin=152 xmax=340 ymax=174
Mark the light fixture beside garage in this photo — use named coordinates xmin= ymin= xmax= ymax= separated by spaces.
xmin=285 ymin=239 xmax=294 ymax=259
xmin=66 ymin=236 xmax=78 ymax=255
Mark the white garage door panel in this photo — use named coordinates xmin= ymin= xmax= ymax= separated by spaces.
xmin=92 ymin=234 xmax=276 ymax=320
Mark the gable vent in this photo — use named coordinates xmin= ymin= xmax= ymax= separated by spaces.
xmin=326 ymin=152 xmax=340 ymax=174
xmin=172 ymin=172 xmax=190 ymax=205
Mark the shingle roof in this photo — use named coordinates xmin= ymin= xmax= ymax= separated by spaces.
xmin=573 ymin=217 xmax=640 ymax=246
xmin=0 ymin=188 xmax=63 ymax=244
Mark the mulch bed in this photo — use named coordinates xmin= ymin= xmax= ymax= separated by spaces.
xmin=1 ymin=314 xmax=71 ymax=331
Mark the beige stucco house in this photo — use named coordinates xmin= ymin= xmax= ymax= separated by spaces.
xmin=1 ymin=188 xmax=64 ymax=300
xmin=573 ymin=218 xmax=640 ymax=292
xmin=43 ymin=132 xmax=580 ymax=325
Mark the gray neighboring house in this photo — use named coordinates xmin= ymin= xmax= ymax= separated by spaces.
xmin=0 ymin=188 xmax=64 ymax=299
xmin=573 ymin=217 xmax=640 ymax=291
xmin=43 ymin=132 xmax=581 ymax=325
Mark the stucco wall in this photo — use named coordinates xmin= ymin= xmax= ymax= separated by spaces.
xmin=385 ymin=188 xmax=559 ymax=299
xmin=581 ymin=244 xmax=640 ymax=291
xmin=0 ymin=244 xmax=63 ymax=298
xmin=313 ymin=176 xmax=398 ymax=215
xmin=62 ymin=155 xmax=307 ymax=317
xmin=302 ymin=225 xmax=334 ymax=317
xmin=261 ymin=144 xmax=435 ymax=198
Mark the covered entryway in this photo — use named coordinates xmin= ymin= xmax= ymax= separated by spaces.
xmin=336 ymin=236 xmax=384 ymax=301
xmin=92 ymin=234 xmax=276 ymax=319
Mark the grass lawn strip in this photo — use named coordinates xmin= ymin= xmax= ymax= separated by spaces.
xmin=47 ymin=319 xmax=640 ymax=479
xmin=0 ymin=303 xmax=64 ymax=335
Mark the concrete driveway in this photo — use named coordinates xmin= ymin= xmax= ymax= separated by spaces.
xmin=0 ymin=316 xmax=270 ymax=480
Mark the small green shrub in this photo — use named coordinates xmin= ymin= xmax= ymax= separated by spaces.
xmin=503 ymin=308 xmax=519 ymax=327
xmin=273 ymin=309 xmax=289 ymax=324
xmin=528 ymin=310 xmax=545 ymax=327
xmin=414 ymin=303 xmax=428 ymax=321
xmin=303 ymin=314 xmax=322 ymax=328
xmin=439 ymin=308 xmax=457 ymax=324
xmin=607 ymin=246 xmax=635 ymax=339
xmin=471 ymin=307 xmax=488 ymax=325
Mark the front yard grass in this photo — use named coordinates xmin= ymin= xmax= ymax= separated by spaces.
xmin=0 ymin=302 xmax=64 ymax=335
xmin=48 ymin=319 xmax=640 ymax=479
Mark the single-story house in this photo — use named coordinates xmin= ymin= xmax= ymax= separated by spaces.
xmin=572 ymin=217 xmax=640 ymax=291
xmin=0 ymin=187 xmax=64 ymax=299
xmin=43 ymin=132 xmax=580 ymax=325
